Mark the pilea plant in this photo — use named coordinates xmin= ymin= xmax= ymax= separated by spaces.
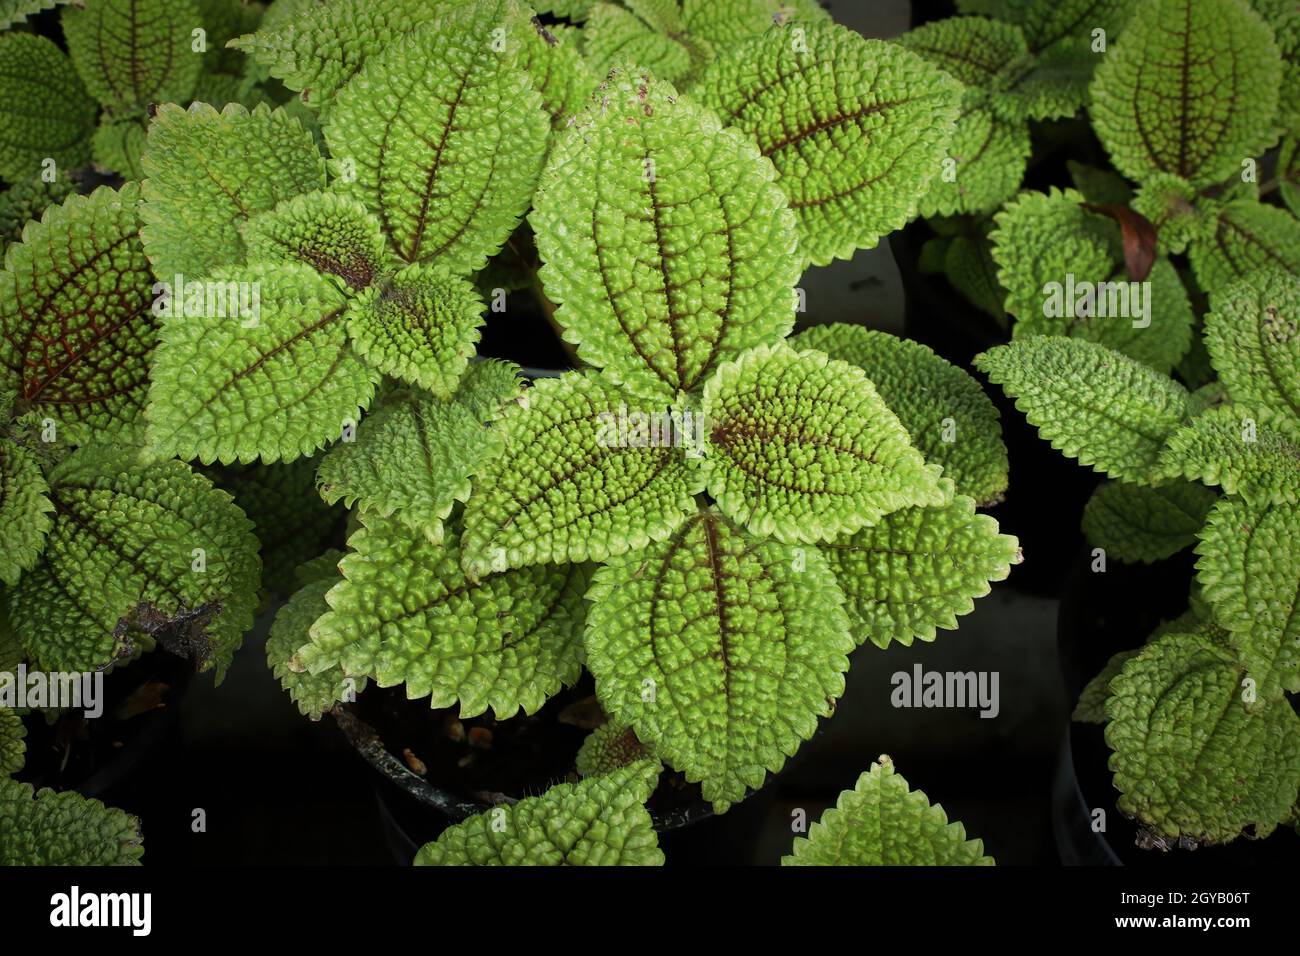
xmin=0 ymin=0 xmax=1024 ymax=865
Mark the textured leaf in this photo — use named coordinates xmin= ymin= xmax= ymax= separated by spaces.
xmin=695 ymin=21 xmax=962 ymax=266
xmin=582 ymin=1 xmax=710 ymax=84
xmin=324 ymin=5 xmax=550 ymax=273
xmin=1158 ymin=404 xmax=1300 ymax=504
xmin=680 ymin=0 xmax=829 ymax=46
xmin=267 ymin=575 xmax=363 ymax=720
xmin=532 ymin=72 xmax=799 ymax=403
xmin=0 ymin=0 xmax=71 ymax=30
xmin=197 ymin=0 xmax=262 ymax=77
xmin=783 ymin=757 xmax=994 ymax=865
xmin=1204 ymin=270 xmax=1300 ymax=420
xmin=585 ymin=510 xmax=852 ymax=812
xmin=346 ymin=264 xmax=483 ymax=396
xmin=701 ymin=344 xmax=947 ymax=545
xmin=91 ymin=118 xmax=148 ymax=180
xmin=1067 ymin=160 xmax=1134 ymax=207
xmin=1082 ymin=479 xmax=1217 ymax=563
xmin=0 ymin=178 xmax=73 ymax=247
xmin=0 ymin=708 xmax=24 ymax=775
xmin=0 ymin=184 xmax=156 ymax=442
xmin=1188 ymin=200 xmax=1300 ymax=297
xmin=0 ymin=33 xmax=96 ymax=183
xmin=453 ymin=359 xmax=525 ymax=421
xmin=1073 ymin=648 xmax=1139 ymax=723
xmin=145 ymin=263 xmax=379 ymax=465
xmin=976 ymin=337 xmax=1191 ymax=481
xmin=516 ymin=16 xmax=599 ymax=123
xmin=791 ymin=325 xmax=1008 ymax=505
xmin=460 ymin=372 xmax=701 ymax=577
xmin=0 ymin=438 xmax=52 ymax=586
xmin=301 ymin=514 xmax=589 ymax=720
xmin=896 ymin=16 xmax=1031 ymax=92
xmin=141 ymin=102 xmax=327 ymax=279
xmin=1197 ymin=496 xmax=1300 ymax=694
xmin=1130 ymin=173 xmax=1214 ymax=256
xmin=916 ymin=105 xmax=1030 ymax=218
xmin=0 ymin=777 xmax=142 ymax=865
xmin=576 ymin=722 xmax=659 ymax=778
xmin=62 ymin=0 xmax=202 ymax=115
xmin=823 ymin=496 xmax=1020 ymax=649
xmin=243 ymin=190 xmax=391 ymax=291
xmin=5 ymin=446 xmax=260 ymax=676
xmin=942 ymin=231 xmax=1007 ymax=322
xmin=959 ymin=0 xmax=1136 ymax=53
xmin=1090 ymin=0 xmax=1281 ymax=188
xmin=1105 ymin=629 xmax=1300 ymax=844
xmin=316 ymin=390 xmax=503 ymax=544
xmin=414 ymin=762 xmax=663 ymax=866
xmin=994 ymin=38 xmax=1095 ymax=120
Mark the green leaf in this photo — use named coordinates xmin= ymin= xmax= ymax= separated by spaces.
xmin=1067 ymin=160 xmax=1134 ymax=206
xmin=0 ymin=438 xmax=52 ymax=587
xmin=414 ymin=762 xmax=664 ymax=866
xmin=582 ymin=1 xmax=710 ymax=85
xmin=700 ymin=343 xmax=948 ymax=545
xmin=141 ymin=103 xmax=327 ymax=280
xmin=1131 ymin=174 xmax=1212 ymax=255
xmin=916 ymin=106 xmax=1030 ymax=218
xmin=6 ymin=446 xmax=260 ymax=677
xmin=0 ymin=33 xmax=96 ymax=183
xmin=783 ymin=756 xmax=994 ymax=865
xmin=695 ymin=21 xmax=962 ymax=266
xmin=316 ymin=390 xmax=503 ymax=544
xmin=791 ymin=325 xmax=1009 ymax=505
xmin=0 ymin=777 xmax=143 ymax=865
xmin=267 ymin=574 xmax=364 ymax=720
xmin=1105 ymin=629 xmax=1300 ymax=845
xmin=346 ymin=264 xmax=483 ymax=396
xmin=576 ymin=722 xmax=659 ymax=778
xmin=197 ymin=0 xmax=262 ymax=77
xmin=822 ymin=495 xmax=1020 ymax=649
xmin=62 ymin=0 xmax=202 ymax=115
xmin=0 ymin=708 xmax=24 ymax=775
xmin=532 ymin=71 xmax=799 ymax=403
xmin=1188 ymin=200 xmax=1300 ymax=297
xmin=1082 ymin=479 xmax=1217 ymax=563
xmin=243 ymin=190 xmax=392 ymax=292
xmin=300 ymin=514 xmax=590 ymax=720
xmin=585 ymin=510 xmax=853 ymax=812
xmin=1090 ymin=0 xmax=1281 ymax=188
xmin=1073 ymin=648 xmax=1139 ymax=723
xmin=1158 ymin=404 xmax=1300 ymax=504
xmin=146 ymin=263 xmax=379 ymax=465
xmin=324 ymin=5 xmax=550 ymax=273
xmin=516 ymin=17 xmax=599 ymax=124
xmin=942 ymin=231 xmax=1008 ymax=322
xmin=994 ymin=38 xmax=1095 ymax=120
xmin=0 ymin=184 xmax=157 ymax=443
xmin=460 ymin=372 xmax=702 ymax=577
xmin=896 ymin=16 xmax=1030 ymax=92
xmin=1197 ymin=496 xmax=1300 ymax=694
xmin=91 ymin=118 xmax=148 ymax=180
xmin=453 ymin=359 xmax=525 ymax=421
xmin=0 ymin=177 xmax=74 ymax=247
xmin=976 ymin=337 xmax=1191 ymax=481
xmin=959 ymin=0 xmax=1136 ymax=53
xmin=0 ymin=0 xmax=72 ymax=30
xmin=680 ymin=0 xmax=829 ymax=47
xmin=1204 ymin=270 xmax=1300 ymax=420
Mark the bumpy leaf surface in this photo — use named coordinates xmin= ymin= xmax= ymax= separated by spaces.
xmin=0 ymin=777 xmax=142 ymax=865
xmin=346 ymin=264 xmax=483 ymax=396
xmin=267 ymin=575 xmax=362 ymax=720
xmin=791 ymin=325 xmax=1008 ymax=505
xmin=324 ymin=6 xmax=549 ymax=273
xmin=1158 ymin=405 xmax=1300 ymax=504
xmin=1196 ymin=496 xmax=1300 ymax=694
xmin=0 ymin=178 xmax=73 ymax=247
xmin=316 ymin=390 xmax=502 ymax=544
xmin=783 ymin=757 xmax=994 ymax=865
xmin=896 ymin=16 xmax=1030 ymax=91
xmin=146 ymin=263 xmax=379 ymax=465
xmin=976 ymin=337 xmax=1191 ymax=481
xmin=701 ymin=344 xmax=947 ymax=545
xmin=916 ymin=106 xmax=1030 ymax=218
xmin=958 ymin=0 xmax=1135 ymax=53
xmin=0 ymin=439 xmax=52 ymax=586
xmin=1073 ymin=648 xmax=1139 ymax=723
xmin=532 ymin=72 xmax=799 ymax=402
xmin=0 ymin=34 xmax=95 ymax=182
xmin=1105 ymin=629 xmax=1300 ymax=844
xmin=1082 ymin=479 xmax=1217 ymax=563
xmin=585 ymin=510 xmax=852 ymax=812
xmin=1205 ymin=270 xmax=1300 ymax=420
xmin=941 ymin=231 xmax=1007 ymax=321
xmin=1189 ymin=201 xmax=1300 ymax=297
xmin=414 ymin=762 xmax=663 ymax=866
xmin=695 ymin=22 xmax=962 ymax=266
xmin=1090 ymin=0 xmax=1281 ymax=188
xmin=5 ymin=447 xmax=260 ymax=676
xmin=823 ymin=496 xmax=1020 ymax=649
xmin=582 ymin=1 xmax=708 ymax=84
xmin=243 ymin=190 xmax=391 ymax=291
xmin=0 ymin=708 xmax=24 ymax=775
xmin=141 ymin=103 xmax=326 ymax=279
xmin=0 ymin=0 xmax=71 ymax=30
xmin=92 ymin=118 xmax=148 ymax=180
xmin=576 ymin=722 xmax=658 ymax=778
xmin=460 ymin=372 xmax=701 ymax=577
xmin=0 ymin=184 xmax=156 ymax=442
xmin=302 ymin=515 xmax=589 ymax=719
xmin=62 ymin=0 xmax=202 ymax=115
